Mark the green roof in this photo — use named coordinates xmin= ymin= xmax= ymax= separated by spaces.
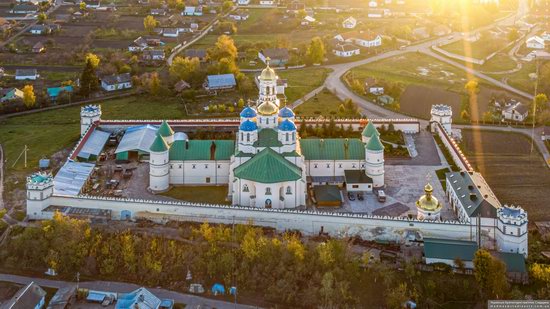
xmin=150 ymin=134 xmax=169 ymax=152
xmin=313 ymin=185 xmax=342 ymax=203
xmin=423 ymin=238 xmax=478 ymax=262
xmin=344 ymin=170 xmax=372 ymax=184
xmin=158 ymin=121 xmax=174 ymax=137
xmin=234 ymin=148 xmax=302 ymax=183
xmin=362 ymin=121 xmax=379 ymax=137
xmin=169 ymin=140 xmax=234 ymax=160
xmin=366 ymin=134 xmax=384 ymax=151
xmin=300 ymin=138 xmax=364 ymax=161
xmin=253 ymin=128 xmax=283 ymax=148
xmin=494 ymin=252 xmax=527 ymax=273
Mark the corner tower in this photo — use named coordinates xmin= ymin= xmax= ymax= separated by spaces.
xmin=80 ymin=105 xmax=101 ymax=136
xmin=430 ymin=104 xmax=452 ymax=134
xmin=365 ymin=133 xmax=384 ymax=187
xmin=496 ymin=205 xmax=528 ymax=257
xmin=26 ymin=172 xmax=54 ymax=219
xmin=149 ymin=134 xmax=170 ymax=192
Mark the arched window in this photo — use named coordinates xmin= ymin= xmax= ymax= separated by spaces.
xmin=240 ymin=132 xmax=243 ymax=140
xmin=266 ymin=118 xmax=269 ymax=124
xmin=292 ymin=132 xmax=295 ymax=141
xmin=286 ymin=133 xmax=289 ymax=142
xmin=243 ymin=184 xmax=249 ymax=192
xmin=265 ymin=187 xmax=271 ymax=195
xmin=286 ymin=186 xmax=292 ymax=195
xmin=247 ymin=133 xmax=250 ymax=142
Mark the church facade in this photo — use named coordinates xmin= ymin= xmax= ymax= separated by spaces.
xmin=148 ymin=61 xmax=385 ymax=208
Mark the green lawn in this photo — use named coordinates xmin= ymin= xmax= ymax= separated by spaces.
xmin=276 ymin=67 xmax=332 ymax=103
xmin=0 ymin=96 xmax=185 ymax=173
xmin=440 ymin=36 xmax=508 ymax=59
xmin=489 ymin=62 xmax=536 ymax=94
xmin=294 ymin=89 xmax=343 ymax=117
xmin=160 ymin=186 xmax=230 ymax=204
xmin=474 ymin=53 xmax=518 ymax=72
xmin=349 ymin=53 xmax=470 ymax=92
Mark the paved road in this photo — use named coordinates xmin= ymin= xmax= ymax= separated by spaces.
xmin=0 ymin=273 xmax=259 ymax=309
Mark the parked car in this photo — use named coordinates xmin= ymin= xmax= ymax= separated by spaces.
xmin=347 ymin=192 xmax=355 ymax=201
xmin=377 ymin=190 xmax=386 ymax=202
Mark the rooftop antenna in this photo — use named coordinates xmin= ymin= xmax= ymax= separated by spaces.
xmin=11 ymin=145 xmax=28 ymax=168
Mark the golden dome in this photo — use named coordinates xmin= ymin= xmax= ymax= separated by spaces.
xmin=260 ymin=58 xmax=278 ymax=81
xmin=258 ymin=101 xmax=278 ymax=115
xmin=416 ymin=183 xmax=442 ymax=212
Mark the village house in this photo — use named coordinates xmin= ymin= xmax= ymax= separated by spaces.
xmin=527 ymin=36 xmax=545 ymax=49
xmin=1 ymin=282 xmax=46 ymax=309
xmin=204 ymin=74 xmax=236 ymax=92
xmin=183 ymin=6 xmax=203 ymax=16
xmin=502 ymin=101 xmax=529 ymax=122
xmin=101 ymin=73 xmax=132 ymax=92
xmin=332 ymin=43 xmax=360 ymax=57
xmin=259 ymin=0 xmax=275 ymax=6
xmin=86 ymin=0 xmax=101 ymax=9
xmin=229 ymin=9 xmax=250 ymax=21
xmin=301 ymin=15 xmax=315 ymax=26
xmin=237 ymin=0 xmax=250 ymax=5
xmin=142 ymin=49 xmax=166 ymax=61
xmin=29 ymin=25 xmax=51 ymax=35
xmin=334 ymin=31 xmax=382 ymax=48
xmin=150 ymin=8 xmax=167 ymax=15
xmin=15 ymin=68 xmax=39 ymax=80
xmin=162 ymin=28 xmax=180 ymax=37
xmin=0 ymin=87 xmax=24 ymax=103
xmin=369 ymin=0 xmax=378 ymax=7
xmin=368 ymin=8 xmax=390 ymax=18
xmin=47 ymin=85 xmax=73 ymax=101
xmin=258 ymin=48 xmax=290 ymax=66
xmin=32 ymin=41 xmax=45 ymax=53
xmin=11 ymin=4 xmax=38 ymax=14
xmin=541 ymin=31 xmax=550 ymax=41
xmin=185 ymin=48 xmax=207 ymax=61
xmin=128 ymin=36 xmax=162 ymax=52
xmin=342 ymin=16 xmax=357 ymax=29
xmin=364 ymin=77 xmax=384 ymax=95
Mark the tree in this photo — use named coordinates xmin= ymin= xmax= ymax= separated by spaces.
xmin=473 ymin=249 xmax=509 ymax=300
xmin=79 ymin=2 xmax=86 ymax=11
xmin=222 ymin=0 xmax=233 ymax=11
xmin=507 ymin=28 xmax=519 ymax=42
xmin=217 ymin=21 xmax=237 ymax=35
xmin=22 ymin=85 xmax=36 ymax=108
xmin=530 ymin=263 xmax=550 ymax=298
xmin=208 ymin=35 xmax=238 ymax=62
xmin=306 ymin=37 xmax=325 ymax=64
xmin=236 ymin=73 xmax=253 ymax=94
xmin=80 ymin=58 xmax=99 ymax=97
xmin=85 ymin=53 xmax=100 ymax=68
xmin=208 ymin=57 xmax=239 ymax=75
xmin=464 ymin=80 xmax=479 ymax=95
xmin=37 ymin=12 xmax=47 ymax=24
xmin=148 ymin=72 xmax=161 ymax=96
xmin=386 ymin=283 xmax=409 ymax=309
xmin=169 ymin=56 xmax=200 ymax=81
xmin=532 ymin=93 xmax=549 ymax=116
xmin=237 ymin=98 xmax=245 ymax=109
xmin=143 ymin=15 xmax=158 ymax=34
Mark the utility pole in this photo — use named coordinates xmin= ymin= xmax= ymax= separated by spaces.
xmin=76 ymin=272 xmax=80 ymax=291
xmin=24 ymin=145 xmax=27 ymax=168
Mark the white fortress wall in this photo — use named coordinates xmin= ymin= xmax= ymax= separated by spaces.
xmin=46 ymin=195 xmax=492 ymax=243
xmin=433 ymin=122 xmax=473 ymax=171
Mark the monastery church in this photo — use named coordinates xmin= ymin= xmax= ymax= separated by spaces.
xmin=148 ymin=60 xmax=385 ymax=208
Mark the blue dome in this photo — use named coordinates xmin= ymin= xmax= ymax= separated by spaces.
xmin=239 ymin=120 xmax=258 ymax=131
xmin=278 ymin=119 xmax=296 ymax=131
xmin=278 ymin=106 xmax=295 ymax=118
xmin=240 ymin=106 xmax=257 ymax=118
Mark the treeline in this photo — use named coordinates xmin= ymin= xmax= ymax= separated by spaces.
xmin=3 ymin=214 xmax=549 ymax=307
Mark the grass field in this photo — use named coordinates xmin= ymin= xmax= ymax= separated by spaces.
xmin=276 ymin=67 xmax=332 ymax=103
xmin=474 ymin=53 xmax=518 ymax=72
xmin=0 ymin=96 xmax=185 ymax=173
xmin=490 ymin=62 xmax=536 ymax=94
xmin=294 ymin=89 xmax=343 ymax=117
xmin=461 ymin=129 xmax=550 ymax=220
xmin=440 ymin=35 xmax=508 ymax=59
xmin=161 ymin=186 xmax=230 ymax=204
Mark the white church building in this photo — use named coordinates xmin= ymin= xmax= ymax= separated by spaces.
xmin=148 ymin=60 xmax=385 ymax=208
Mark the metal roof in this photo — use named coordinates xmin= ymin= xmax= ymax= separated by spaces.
xmin=300 ymin=138 xmax=365 ymax=161
xmin=77 ymin=129 xmax=110 ymax=160
xmin=423 ymin=238 xmax=478 ymax=262
xmin=115 ymin=125 xmax=158 ymax=154
xmin=206 ymin=74 xmax=236 ymax=88
xmin=234 ymin=148 xmax=302 ymax=183
xmin=2 ymin=282 xmax=46 ymax=309
xmin=446 ymin=171 xmax=501 ymax=218
xmin=102 ymin=73 xmax=131 ymax=85
xmin=115 ymin=287 xmax=161 ymax=309
xmin=54 ymin=162 xmax=95 ymax=196
xmin=169 ymin=140 xmax=234 ymax=161
xmin=344 ymin=169 xmax=372 ymax=184
xmin=47 ymin=86 xmax=73 ymax=98
xmin=493 ymin=252 xmax=527 ymax=273
xmin=253 ymin=128 xmax=282 ymax=147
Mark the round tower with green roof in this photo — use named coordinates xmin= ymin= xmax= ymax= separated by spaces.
xmin=149 ymin=134 xmax=170 ymax=192
xmin=158 ymin=120 xmax=175 ymax=145
xmin=26 ymin=172 xmax=54 ymax=220
xmin=365 ymin=131 xmax=385 ymax=188
xmin=361 ymin=121 xmax=379 ymax=144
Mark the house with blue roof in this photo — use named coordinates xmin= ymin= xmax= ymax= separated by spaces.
xmin=203 ymin=74 xmax=236 ymax=92
xmin=47 ymin=85 xmax=73 ymax=100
